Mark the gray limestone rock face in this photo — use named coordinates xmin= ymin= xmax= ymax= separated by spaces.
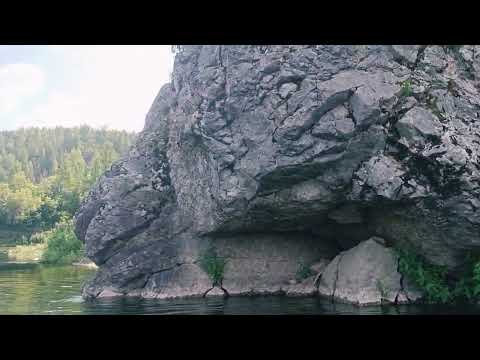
xmin=389 ymin=45 xmax=422 ymax=65
xmin=318 ymin=238 xmax=422 ymax=306
xmin=75 ymin=45 xmax=480 ymax=303
xmin=395 ymin=106 xmax=442 ymax=149
xmin=212 ymin=233 xmax=338 ymax=296
xmin=285 ymin=275 xmax=318 ymax=297
xmin=310 ymin=259 xmax=330 ymax=274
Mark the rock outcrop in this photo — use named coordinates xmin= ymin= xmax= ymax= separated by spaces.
xmin=318 ymin=237 xmax=422 ymax=306
xmin=75 ymin=45 xmax=480 ymax=303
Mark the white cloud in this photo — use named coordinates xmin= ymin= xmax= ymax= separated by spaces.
xmin=16 ymin=91 xmax=86 ymax=128
xmin=13 ymin=45 xmax=175 ymax=132
xmin=0 ymin=63 xmax=45 ymax=114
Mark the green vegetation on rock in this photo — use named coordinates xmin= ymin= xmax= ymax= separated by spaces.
xmin=295 ymin=262 xmax=314 ymax=282
xmin=451 ymin=254 xmax=480 ymax=302
xmin=396 ymin=246 xmax=451 ymax=303
xmin=198 ymin=245 xmax=227 ymax=286
xmin=396 ymin=245 xmax=480 ymax=304
xmin=400 ymin=79 xmax=413 ymax=97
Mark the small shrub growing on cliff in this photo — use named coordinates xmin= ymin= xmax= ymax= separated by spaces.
xmin=400 ymin=79 xmax=413 ymax=97
xmin=198 ymin=245 xmax=227 ymax=286
xmin=295 ymin=263 xmax=314 ymax=282
xmin=41 ymin=218 xmax=84 ymax=265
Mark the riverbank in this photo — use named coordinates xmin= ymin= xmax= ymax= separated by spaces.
xmin=7 ymin=243 xmax=46 ymax=262
xmin=0 ymin=257 xmax=478 ymax=314
xmin=5 ymin=243 xmax=97 ymax=268
xmin=0 ymin=227 xmax=35 ymax=245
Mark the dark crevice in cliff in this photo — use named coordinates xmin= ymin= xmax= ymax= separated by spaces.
xmin=394 ymin=257 xmax=403 ymax=304
xmin=122 ymin=184 xmax=150 ymax=197
xmin=331 ymin=253 xmax=344 ymax=302
xmin=314 ymin=270 xmax=323 ymax=288
xmin=395 ymin=256 xmax=415 ymax=304
xmin=391 ymin=142 xmax=465 ymax=199
xmin=413 ymin=46 xmax=428 ymax=70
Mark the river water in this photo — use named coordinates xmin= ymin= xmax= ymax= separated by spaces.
xmin=1 ymin=245 xmax=479 ymax=315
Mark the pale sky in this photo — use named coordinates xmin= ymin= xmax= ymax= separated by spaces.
xmin=0 ymin=45 xmax=175 ymax=132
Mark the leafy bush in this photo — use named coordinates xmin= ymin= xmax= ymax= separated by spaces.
xmin=451 ymin=254 xmax=480 ymax=302
xmin=40 ymin=218 xmax=84 ymax=265
xmin=396 ymin=245 xmax=480 ymax=304
xmin=396 ymin=245 xmax=452 ymax=303
xmin=198 ymin=245 xmax=227 ymax=286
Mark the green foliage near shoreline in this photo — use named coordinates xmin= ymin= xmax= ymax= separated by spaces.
xmin=198 ymin=245 xmax=227 ymax=286
xmin=295 ymin=262 xmax=314 ymax=282
xmin=396 ymin=246 xmax=451 ymax=303
xmin=396 ymin=245 xmax=480 ymax=304
xmin=1 ymin=126 xmax=135 ymax=264
xmin=40 ymin=219 xmax=83 ymax=265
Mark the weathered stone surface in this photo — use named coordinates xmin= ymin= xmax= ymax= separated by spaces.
xmin=310 ymin=259 xmax=330 ymax=274
xmin=141 ymin=264 xmax=212 ymax=300
xmin=389 ymin=45 xmax=422 ymax=65
xmin=318 ymin=238 xmax=422 ymax=306
xmin=75 ymin=45 xmax=480 ymax=302
xmin=214 ymin=233 xmax=337 ymax=296
xmin=285 ymin=275 xmax=317 ymax=297
xmin=328 ymin=204 xmax=363 ymax=224
xmin=395 ymin=106 xmax=442 ymax=148
xmin=97 ymin=287 xmax=123 ymax=298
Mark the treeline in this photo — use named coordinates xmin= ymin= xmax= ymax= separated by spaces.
xmin=0 ymin=126 xmax=135 ymax=183
xmin=0 ymin=126 xmax=136 ymax=232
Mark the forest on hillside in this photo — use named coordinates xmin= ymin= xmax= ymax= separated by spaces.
xmin=0 ymin=126 xmax=134 ymax=183
xmin=0 ymin=126 xmax=136 ymax=263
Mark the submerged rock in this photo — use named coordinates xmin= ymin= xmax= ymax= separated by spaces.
xmin=75 ymin=45 xmax=480 ymax=303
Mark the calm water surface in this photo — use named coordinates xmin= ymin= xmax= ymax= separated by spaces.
xmin=1 ymin=245 xmax=479 ymax=315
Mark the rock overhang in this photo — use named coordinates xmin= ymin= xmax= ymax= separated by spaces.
xmin=75 ymin=45 xmax=480 ymax=303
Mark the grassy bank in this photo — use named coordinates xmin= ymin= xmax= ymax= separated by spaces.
xmin=5 ymin=219 xmax=95 ymax=268
xmin=7 ymin=243 xmax=47 ymax=262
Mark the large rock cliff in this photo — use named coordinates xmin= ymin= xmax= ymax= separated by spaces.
xmin=75 ymin=45 xmax=480 ymax=305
